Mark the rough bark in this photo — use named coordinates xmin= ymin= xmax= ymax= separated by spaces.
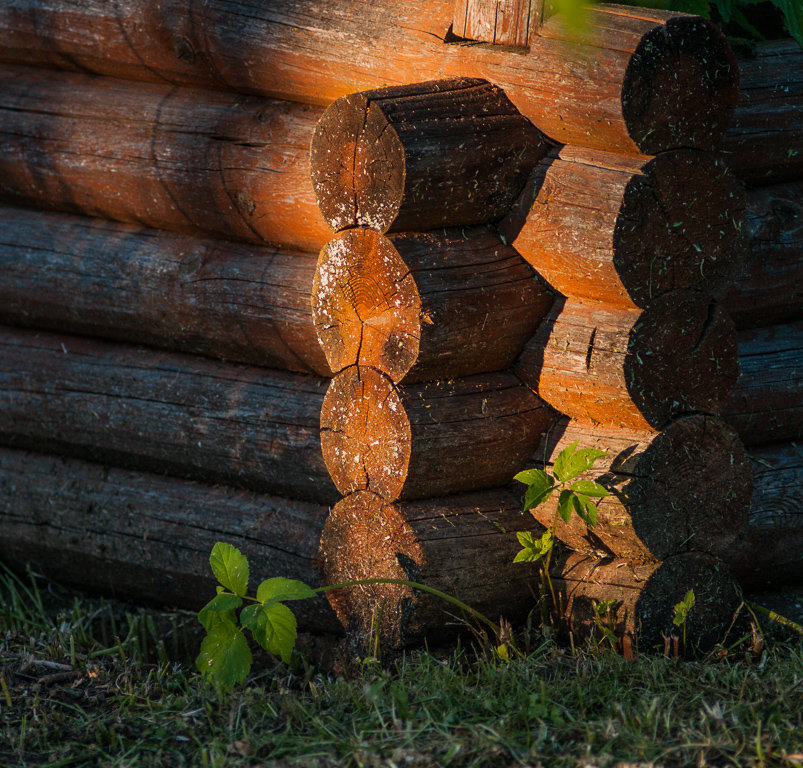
xmin=317 ymin=487 xmax=536 ymax=649
xmin=724 ymin=321 xmax=803 ymax=446
xmin=524 ymin=415 xmax=752 ymax=562
xmin=0 ymin=205 xmax=331 ymax=375
xmin=722 ymin=182 xmax=803 ymax=330
xmin=311 ymin=227 xmax=554 ymax=382
xmin=726 ymin=442 xmax=803 ymax=588
xmin=0 ymin=1 xmax=739 ymax=155
xmin=309 ymin=78 xmax=548 ymax=234
xmin=0 ymin=447 xmax=340 ymax=631
xmin=515 ymin=292 xmax=739 ymax=432
xmin=319 ymin=366 xmax=555 ymax=501
xmin=721 ymin=41 xmax=803 ymax=185
xmin=0 ymin=65 xmax=331 ymax=252
xmin=0 ymin=327 xmax=338 ymax=503
xmin=452 ymin=0 xmax=539 ymax=47
xmin=548 ymin=551 xmax=740 ymax=651
xmin=499 ymin=147 xmax=747 ymax=309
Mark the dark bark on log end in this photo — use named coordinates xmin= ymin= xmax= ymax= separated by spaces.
xmin=310 ymin=78 xmax=548 ymax=233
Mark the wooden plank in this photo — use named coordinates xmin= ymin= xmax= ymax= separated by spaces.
xmin=0 ymin=327 xmax=338 ymax=503
xmin=0 ymin=65 xmax=332 ymax=252
xmin=452 ymin=0 xmax=538 ymax=47
xmin=0 ymin=205 xmax=331 ymax=376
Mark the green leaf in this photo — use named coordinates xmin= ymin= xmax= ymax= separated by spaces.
xmin=195 ymin=620 xmax=252 ymax=688
xmin=251 ymin=602 xmax=298 ymax=664
xmin=522 ymin=472 xmax=556 ymax=511
xmin=513 ymin=530 xmax=553 ymax=563
xmin=209 ymin=542 xmax=249 ymax=597
xmin=673 ymin=589 xmax=696 ymax=627
xmin=572 ymin=494 xmax=598 ymax=528
xmin=239 ymin=603 xmax=260 ymax=632
xmin=516 ymin=530 xmax=535 ymax=548
xmin=514 ymin=468 xmax=549 ymax=486
xmin=560 ymin=448 xmax=608 ymax=482
xmin=256 ymin=577 xmax=317 ymax=604
xmin=570 ymin=480 xmax=609 ymax=499
xmin=552 ymin=442 xmax=578 ymax=482
xmin=557 ymin=489 xmax=574 ymax=523
xmin=198 ymin=593 xmax=242 ymax=631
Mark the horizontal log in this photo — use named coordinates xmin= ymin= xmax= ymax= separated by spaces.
xmin=725 ymin=442 xmax=803 ymax=588
xmin=317 ymin=487 xmax=537 ymax=649
xmin=0 ymin=448 xmax=340 ymax=631
xmin=525 ymin=414 xmax=752 ymax=562
xmin=310 ymin=78 xmax=547 ymax=233
xmin=319 ymin=366 xmax=554 ymax=501
xmin=548 ymin=551 xmax=739 ymax=651
xmin=724 ymin=321 xmax=803 ymax=446
xmin=499 ymin=146 xmax=747 ymax=309
xmin=311 ymin=227 xmax=553 ymax=382
xmin=0 ymin=206 xmax=331 ymax=376
xmin=0 ymin=1 xmax=739 ymax=155
xmin=0 ymin=327 xmax=338 ymax=503
xmin=722 ymin=182 xmax=803 ymax=329
xmin=515 ymin=292 xmax=739 ymax=432
xmin=0 ymin=65 xmax=331 ymax=252
xmin=721 ymin=41 xmax=803 ymax=185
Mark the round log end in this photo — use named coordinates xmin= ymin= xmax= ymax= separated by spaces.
xmin=310 ymin=92 xmax=404 ymax=233
xmin=627 ymin=291 xmax=739 ymax=428
xmin=319 ymin=366 xmax=411 ymax=500
xmin=622 ymin=16 xmax=739 ymax=154
xmin=317 ymin=491 xmax=424 ymax=650
xmin=311 ymin=229 xmax=421 ymax=380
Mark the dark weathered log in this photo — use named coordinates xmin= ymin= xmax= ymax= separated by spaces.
xmin=0 ymin=65 xmax=331 ymax=252
xmin=548 ymin=551 xmax=740 ymax=650
xmin=499 ymin=147 xmax=747 ymax=309
xmin=452 ymin=0 xmax=539 ymax=47
xmin=311 ymin=227 xmax=554 ymax=382
xmin=0 ymin=1 xmax=739 ymax=155
xmin=724 ymin=322 xmax=803 ymax=446
xmin=310 ymin=78 xmax=548 ymax=234
xmin=525 ymin=415 xmax=752 ymax=562
xmin=0 ymin=206 xmax=331 ymax=375
xmin=0 ymin=448 xmax=340 ymax=631
xmin=319 ymin=366 xmax=554 ymax=501
xmin=515 ymin=292 xmax=739 ymax=432
xmin=722 ymin=182 xmax=803 ymax=329
xmin=721 ymin=41 xmax=803 ymax=185
xmin=0 ymin=327 xmax=338 ymax=503
xmin=726 ymin=443 xmax=803 ymax=589
xmin=317 ymin=487 xmax=536 ymax=649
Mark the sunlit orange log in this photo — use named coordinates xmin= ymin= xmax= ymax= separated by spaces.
xmin=319 ymin=366 xmax=554 ymax=501
xmin=0 ymin=206 xmax=331 ymax=375
xmin=0 ymin=327 xmax=338 ymax=504
xmin=515 ymin=292 xmax=739 ymax=432
xmin=452 ymin=0 xmax=538 ymax=47
xmin=724 ymin=322 xmax=803 ymax=446
xmin=548 ymin=551 xmax=739 ymax=651
xmin=721 ymin=40 xmax=803 ymax=185
xmin=0 ymin=1 xmax=739 ymax=155
xmin=725 ymin=442 xmax=803 ymax=589
xmin=722 ymin=182 xmax=803 ymax=330
xmin=311 ymin=227 xmax=553 ymax=383
xmin=524 ymin=414 xmax=752 ymax=562
xmin=0 ymin=65 xmax=331 ymax=252
xmin=0 ymin=448 xmax=340 ymax=631
xmin=499 ymin=147 xmax=747 ymax=309
xmin=310 ymin=78 xmax=548 ymax=233
xmin=317 ymin=487 xmax=535 ymax=649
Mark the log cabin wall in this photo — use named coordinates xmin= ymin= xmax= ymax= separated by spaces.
xmin=0 ymin=0 xmax=799 ymax=651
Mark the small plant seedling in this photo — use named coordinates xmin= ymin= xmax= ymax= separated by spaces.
xmin=672 ymin=589 xmax=696 ymax=648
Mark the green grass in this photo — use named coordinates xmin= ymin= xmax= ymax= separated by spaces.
xmin=1 ymin=563 xmax=801 ymax=768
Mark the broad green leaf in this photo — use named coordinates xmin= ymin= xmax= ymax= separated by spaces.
xmin=776 ymin=0 xmax=803 ymax=46
xmin=198 ymin=593 xmax=242 ymax=631
xmin=560 ymin=448 xmax=608 ymax=482
xmin=251 ymin=602 xmax=298 ymax=664
xmin=552 ymin=442 xmax=578 ymax=482
xmin=516 ymin=531 xmax=535 ymax=548
xmin=256 ymin=577 xmax=317 ymax=604
xmin=196 ymin=621 xmax=252 ymax=688
xmin=570 ymin=480 xmax=609 ymax=499
xmin=239 ymin=603 xmax=260 ymax=632
xmin=557 ymin=489 xmax=574 ymax=523
xmin=209 ymin=542 xmax=249 ymax=597
xmin=572 ymin=494 xmax=598 ymax=528
xmin=514 ymin=468 xmax=550 ymax=486
xmin=513 ymin=530 xmax=552 ymax=563
xmin=523 ymin=474 xmax=556 ymax=511
xmin=673 ymin=589 xmax=696 ymax=626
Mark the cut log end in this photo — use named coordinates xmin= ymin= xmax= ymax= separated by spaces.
xmin=622 ymin=16 xmax=739 ymax=154
xmin=311 ymin=230 xmax=421 ymax=379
